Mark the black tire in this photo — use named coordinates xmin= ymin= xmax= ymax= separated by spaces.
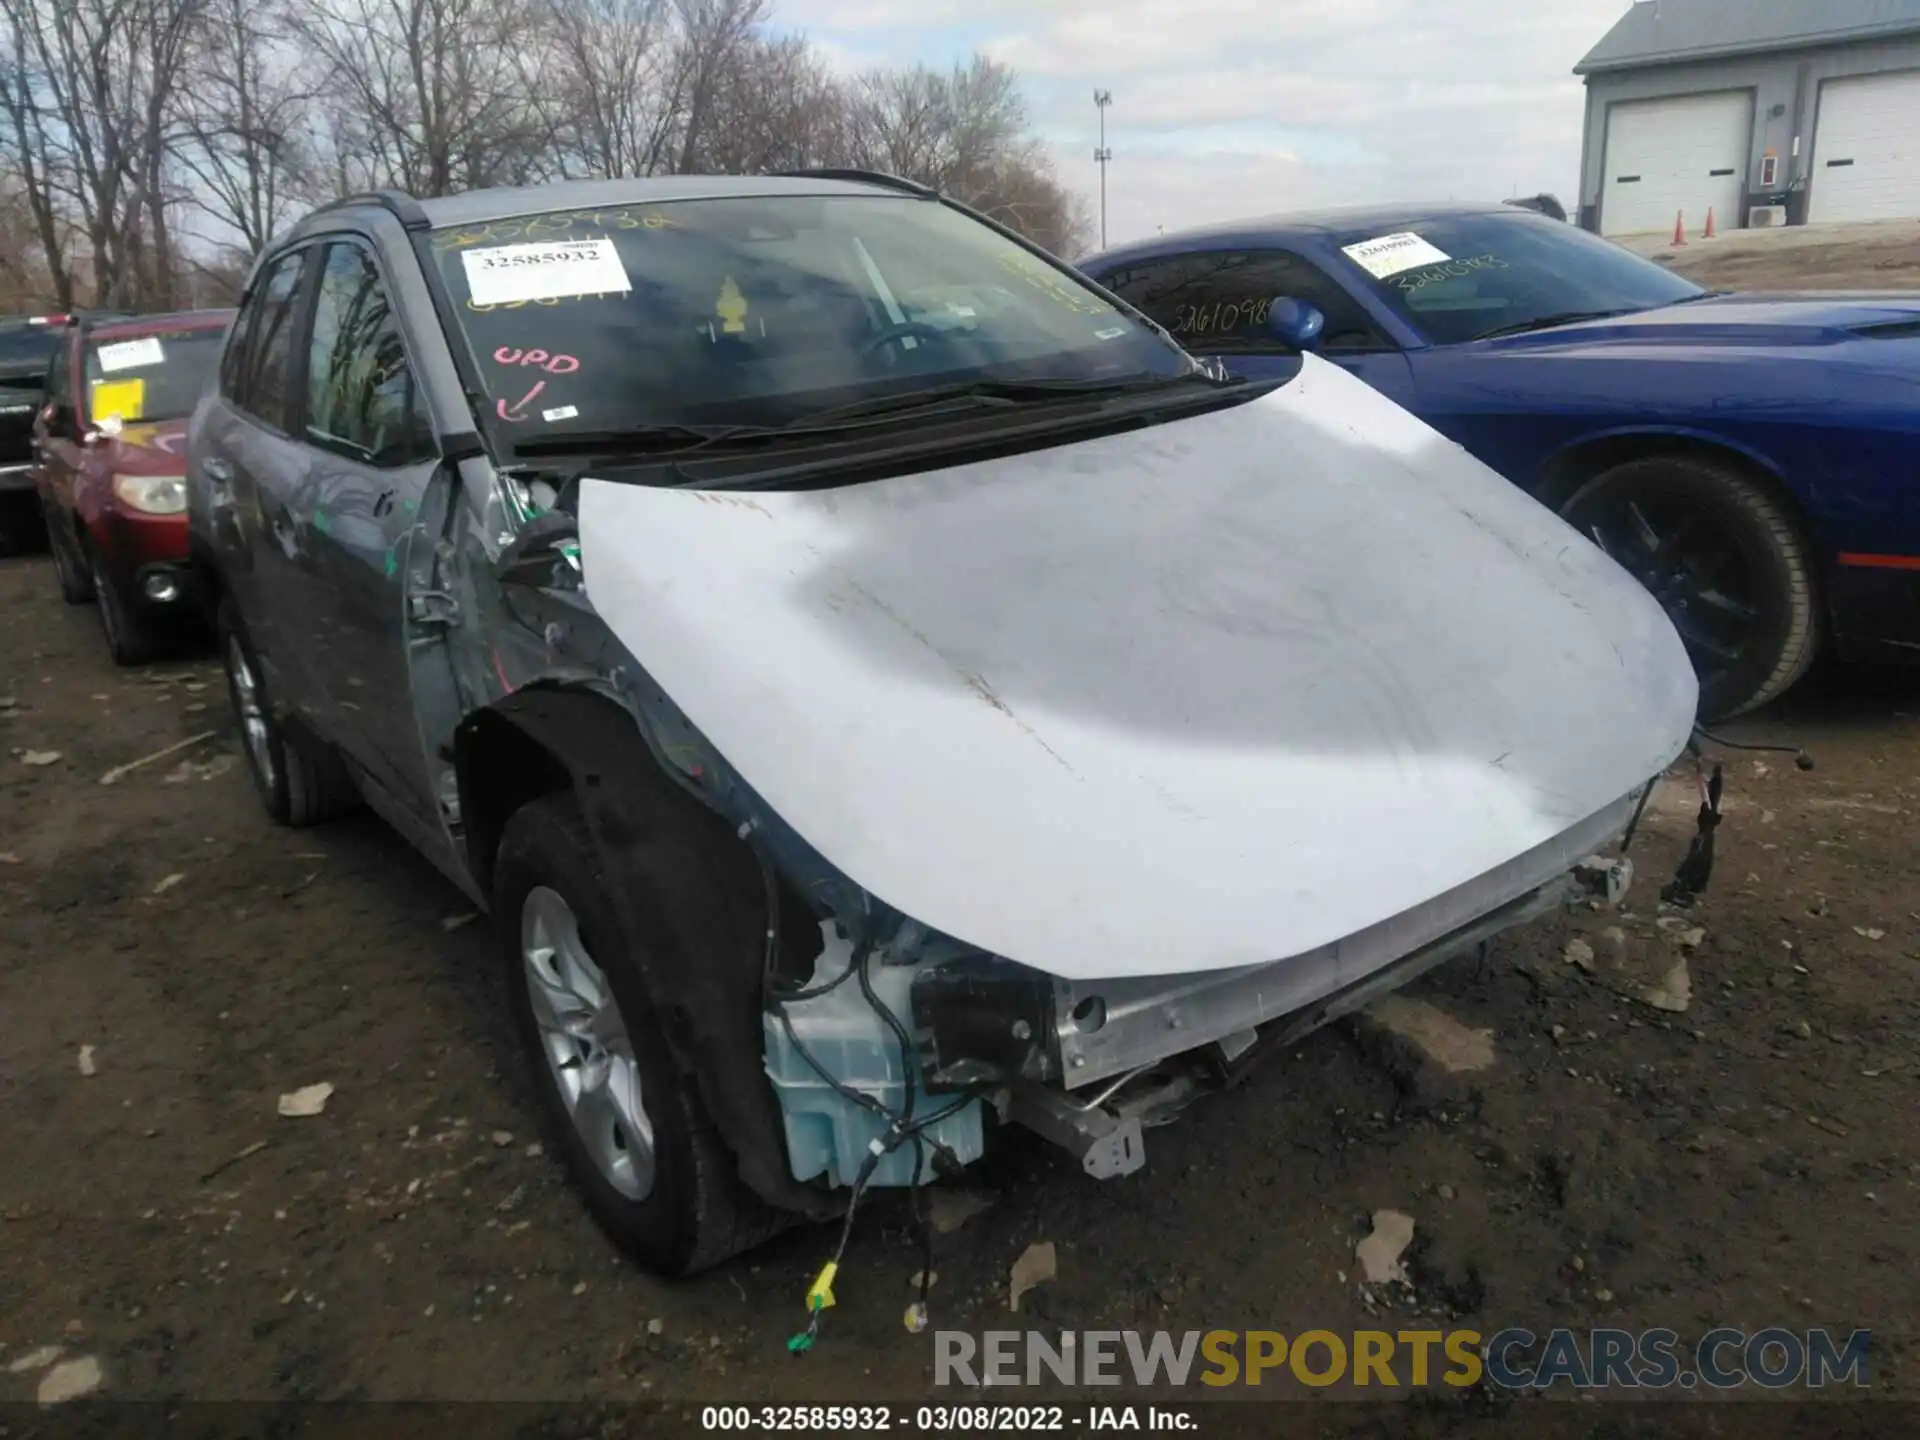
xmin=0 ymin=492 xmax=48 ymax=557
xmin=217 ymin=599 xmax=361 ymax=826
xmin=89 ymin=543 xmax=161 ymax=666
xmin=493 ymin=792 xmax=783 ymax=1276
xmin=1560 ymin=455 xmax=1818 ymax=719
xmin=47 ymin=506 xmax=94 ymax=605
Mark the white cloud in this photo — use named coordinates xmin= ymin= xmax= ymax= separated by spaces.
xmin=779 ymin=0 xmax=1631 ymax=247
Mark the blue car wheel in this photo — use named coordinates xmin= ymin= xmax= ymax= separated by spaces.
xmin=1560 ymin=455 xmax=1818 ymax=719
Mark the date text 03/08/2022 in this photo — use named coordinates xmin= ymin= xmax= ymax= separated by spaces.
xmin=700 ymin=1406 xmax=1191 ymax=1432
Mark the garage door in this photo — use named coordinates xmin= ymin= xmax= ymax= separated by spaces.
xmin=1810 ymin=71 xmax=1920 ymax=223
xmin=1601 ymin=91 xmax=1751 ymax=237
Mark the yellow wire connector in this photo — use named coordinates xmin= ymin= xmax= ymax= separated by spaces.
xmin=806 ymin=1262 xmax=839 ymax=1313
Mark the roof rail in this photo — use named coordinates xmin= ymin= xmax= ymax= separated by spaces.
xmin=772 ymin=167 xmax=938 ymax=199
xmin=309 ymin=188 xmax=433 ymax=230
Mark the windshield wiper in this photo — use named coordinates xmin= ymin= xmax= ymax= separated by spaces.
xmin=508 ymin=371 xmax=1225 ymax=459
xmin=510 ymin=422 xmax=786 ymax=458
xmin=1473 ymin=309 xmax=1639 ymax=341
xmin=782 ymin=370 xmax=1226 ymax=428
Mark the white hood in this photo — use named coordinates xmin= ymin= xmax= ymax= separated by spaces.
xmin=577 ymin=355 xmax=1697 ymax=980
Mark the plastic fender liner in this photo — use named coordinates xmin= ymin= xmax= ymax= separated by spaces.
xmin=456 ymin=686 xmax=841 ymax=1222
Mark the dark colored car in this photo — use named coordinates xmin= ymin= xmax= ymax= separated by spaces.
xmin=1081 ymin=203 xmax=1920 ymax=718
xmin=35 ymin=309 xmax=233 ymax=663
xmin=0 ymin=315 xmax=77 ymax=554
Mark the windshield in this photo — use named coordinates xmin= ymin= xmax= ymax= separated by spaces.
xmin=0 ymin=324 xmax=60 ymax=376
xmin=84 ymin=328 xmax=225 ymax=424
xmin=427 ymin=193 xmax=1191 ymax=444
xmin=1332 ymin=212 xmax=1703 ymax=345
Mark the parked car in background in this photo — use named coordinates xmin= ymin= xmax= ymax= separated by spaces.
xmin=35 ymin=309 xmax=233 ymax=663
xmin=1081 ymin=203 xmax=1920 ymax=718
xmin=1 ymin=314 xmax=79 ymax=554
xmin=188 ymin=173 xmax=1694 ymax=1277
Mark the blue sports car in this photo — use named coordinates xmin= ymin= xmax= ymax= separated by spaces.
xmin=1081 ymin=204 xmax=1920 ymax=718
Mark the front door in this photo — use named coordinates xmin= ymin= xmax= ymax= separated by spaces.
xmin=290 ymin=238 xmax=456 ymax=834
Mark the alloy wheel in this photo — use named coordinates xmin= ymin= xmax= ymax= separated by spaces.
xmin=520 ymin=884 xmax=656 ymax=1201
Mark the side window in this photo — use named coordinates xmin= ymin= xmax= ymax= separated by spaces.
xmin=1102 ymin=250 xmax=1392 ymax=354
xmin=304 ymin=242 xmax=433 ymax=468
xmin=233 ymin=249 xmax=310 ymax=430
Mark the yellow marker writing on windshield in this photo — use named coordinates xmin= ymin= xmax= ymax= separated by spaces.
xmin=716 ymin=276 xmax=748 ymax=334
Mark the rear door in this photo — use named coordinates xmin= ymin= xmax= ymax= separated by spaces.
xmin=196 ymin=247 xmax=323 ymax=713
xmin=292 ymin=237 xmax=449 ymax=829
xmin=1098 ymin=247 xmax=1415 ymax=403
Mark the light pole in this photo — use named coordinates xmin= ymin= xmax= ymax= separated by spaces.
xmin=1093 ymin=89 xmax=1113 ymax=249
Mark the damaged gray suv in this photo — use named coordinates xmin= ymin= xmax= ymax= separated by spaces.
xmin=187 ymin=171 xmax=1699 ymax=1277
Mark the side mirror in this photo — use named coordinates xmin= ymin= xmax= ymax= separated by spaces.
xmin=1267 ymin=297 xmax=1326 ymax=352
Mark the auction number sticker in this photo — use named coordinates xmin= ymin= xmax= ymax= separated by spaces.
xmin=461 ymin=237 xmax=632 ymax=307
xmin=96 ymin=337 xmax=166 ymax=372
xmin=1340 ymin=231 xmax=1452 ymax=280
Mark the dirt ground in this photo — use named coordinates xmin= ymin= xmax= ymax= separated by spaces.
xmin=4 ymin=237 xmax=1920 ymax=1422
xmin=1620 ymin=217 xmax=1920 ymax=291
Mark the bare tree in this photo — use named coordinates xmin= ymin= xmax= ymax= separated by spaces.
xmin=296 ymin=0 xmax=556 ymax=198
xmin=542 ymin=0 xmax=676 ymax=178
xmin=1 ymin=0 xmax=202 ymax=307
xmin=693 ymin=31 xmax=843 ymax=174
xmin=173 ymin=0 xmax=314 ymax=252
xmin=0 ymin=0 xmax=1091 ymax=303
xmin=0 ymin=2 xmax=73 ymax=304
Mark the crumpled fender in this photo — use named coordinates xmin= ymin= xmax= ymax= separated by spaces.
xmin=457 ymin=686 xmax=842 ymax=1221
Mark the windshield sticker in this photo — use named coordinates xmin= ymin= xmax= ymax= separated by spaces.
xmin=1341 ymin=232 xmax=1453 ymax=280
xmin=90 ymin=378 xmax=145 ymax=422
xmin=541 ymin=404 xmax=579 ymax=423
xmin=462 ymin=237 xmax=631 ymax=308
xmin=1391 ymin=253 xmax=1511 ymax=294
xmin=1094 ymin=324 xmax=1127 ymax=340
xmin=96 ymin=337 xmax=165 ymax=372
xmin=492 ymin=344 xmax=580 ymax=375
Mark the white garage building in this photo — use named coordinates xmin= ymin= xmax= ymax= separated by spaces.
xmin=1575 ymin=0 xmax=1920 ymax=235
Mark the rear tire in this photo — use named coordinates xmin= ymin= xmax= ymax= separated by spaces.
xmin=493 ymin=792 xmax=785 ymax=1275
xmin=1560 ymin=455 xmax=1818 ymax=719
xmin=89 ymin=544 xmax=160 ymax=666
xmin=218 ymin=599 xmax=361 ymax=826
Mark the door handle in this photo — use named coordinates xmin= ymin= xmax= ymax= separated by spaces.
xmin=202 ymin=456 xmax=234 ymax=486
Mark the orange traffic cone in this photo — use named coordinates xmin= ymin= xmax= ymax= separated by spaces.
xmin=1703 ymin=206 xmax=1717 ymax=239
xmin=1671 ymin=211 xmax=1687 ymax=246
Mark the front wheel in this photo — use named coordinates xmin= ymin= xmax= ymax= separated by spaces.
xmin=1560 ymin=456 xmax=1818 ymax=719
xmin=493 ymin=793 xmax=782 ymax=1275
xmin=90 ymin=544 xmax=161 ymax=666
xmin=46 ymin=505 xmax=94 ymax=604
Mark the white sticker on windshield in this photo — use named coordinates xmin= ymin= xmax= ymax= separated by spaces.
xmin=96 ymin=337 xmax=165 ymax=372
xmin=542 ymin=404 xmax=579 ymax=423
xmin=461 ymin=238 xmax=632 ymax=307
xmin=1340 ymin=232 xmax=1452 ymax=280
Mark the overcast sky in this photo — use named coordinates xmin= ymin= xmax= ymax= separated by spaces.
xmin=782 ymin=0 xmax=1635 ymax=250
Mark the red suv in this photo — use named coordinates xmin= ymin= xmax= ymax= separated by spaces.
xmin=35 ymin=309 xmax=233 ymax=663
